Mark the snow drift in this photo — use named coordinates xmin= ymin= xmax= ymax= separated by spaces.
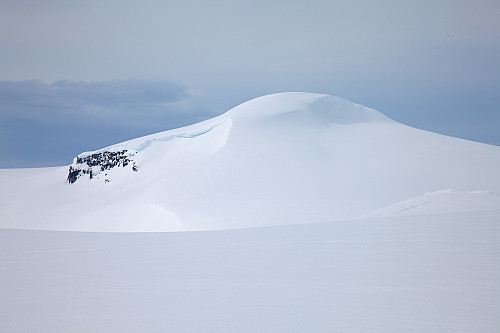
xmin=1 ymin=92 xmax=500 ymax=231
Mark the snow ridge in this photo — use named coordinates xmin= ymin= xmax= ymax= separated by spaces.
xmin=78 ymin=125 xmax=220 ymax=157
xmin=224 ymin=92 xmax=393 ymax=125
xmin=1 ymin=92 xmax=500 ymax=231
xmin=360 ymin=189 xmax=500 ymax=218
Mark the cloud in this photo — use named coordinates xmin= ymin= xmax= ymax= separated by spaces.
xmin=0 ymin=79 xmax=197 ymax=121
xmin=0 ymin=79 xmax=215 ymax=168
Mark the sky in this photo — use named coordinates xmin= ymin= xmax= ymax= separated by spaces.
xmin=1 ymin=0 xmax=499 ymax=168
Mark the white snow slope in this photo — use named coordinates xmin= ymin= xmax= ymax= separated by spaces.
xmin=1 ymin=92 xmax=500 ymax=332
xmin=1 ymin=92 xmax=499 ymax=231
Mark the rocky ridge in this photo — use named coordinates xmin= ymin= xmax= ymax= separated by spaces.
xmin=67 ymin=150 xmax=138 ymax=184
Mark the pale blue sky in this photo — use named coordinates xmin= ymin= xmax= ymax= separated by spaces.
xmin=1 ymin=0 xmax=499 ymax=167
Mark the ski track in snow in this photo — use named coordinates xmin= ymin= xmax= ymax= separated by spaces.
xmin=11 ymin=238 xmax=500 ymax=255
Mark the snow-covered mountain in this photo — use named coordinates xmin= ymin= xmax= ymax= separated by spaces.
xmin=2 ymin=92 xmax=500 ymax=332
xmin=1 ymin=92 xmax=500 ymax=231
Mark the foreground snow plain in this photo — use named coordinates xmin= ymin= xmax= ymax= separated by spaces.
xmin=2 ymin=211 xmax=500 ymax=332
xmin=1 ymin=92 xmax=500 ymax=331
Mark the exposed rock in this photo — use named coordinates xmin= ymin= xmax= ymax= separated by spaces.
xmin=67 ymin=167 xmax=81 ymax=184
xmin=67 ymin=150 xmax=138 ymax=184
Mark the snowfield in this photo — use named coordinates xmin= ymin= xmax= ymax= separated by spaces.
xmin=1 ymin=92 xmax=500 ymax=331
xmin=1 ymin=212 xmax=499 ymax=332
xmin=1 ymin=92 xmax=500 ymax=231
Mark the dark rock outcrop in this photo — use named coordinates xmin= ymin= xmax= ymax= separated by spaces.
xmin=67 ymin=150 xmax=138 ymax=184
